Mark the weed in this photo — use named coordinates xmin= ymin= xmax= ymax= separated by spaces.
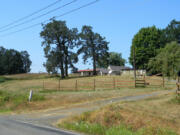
xmin=170 ymin=95 xmax=180 ymax=104
xmin=59 ymin=122 xmax=177 ymax=135
xmin=0 ymin=90 xmax=45 ymax=112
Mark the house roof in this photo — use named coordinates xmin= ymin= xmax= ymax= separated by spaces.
xmin=109 ymin=65 xmax=132 ymax=71
xmin=78 ymin=68 xmax=108 ymax=73
xmin=78 ymin=69 xmax=94 ymax=72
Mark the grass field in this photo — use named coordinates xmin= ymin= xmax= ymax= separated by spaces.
xmin=0 ymin=74 xmax=177 ymax=114
xmin=0 ymin=74 xmax=179 ymax=134
xmin=59 ymin=94 xmax=180 ymax=135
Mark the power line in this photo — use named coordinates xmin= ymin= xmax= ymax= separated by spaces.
xmin=0 ymin=0 xmax=99 ymax=38
xmin=0 ymin=0 xmax=62 ymax=30
xmin=0 ymin=0 xmax=77 ymax=33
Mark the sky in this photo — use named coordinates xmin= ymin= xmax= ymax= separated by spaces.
xmin=0 ymin=0 xmax=180 ymax=73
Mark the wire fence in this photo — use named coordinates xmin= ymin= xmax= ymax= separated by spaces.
xmin=42 ymin=76 xmax=177 ymax=91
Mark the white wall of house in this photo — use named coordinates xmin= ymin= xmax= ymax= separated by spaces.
xmin=121 ymin=70 xmax=146 ymax=76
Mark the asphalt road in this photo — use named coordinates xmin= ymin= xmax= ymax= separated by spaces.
xmin=0 ymin=116 xmax=79 ymax=135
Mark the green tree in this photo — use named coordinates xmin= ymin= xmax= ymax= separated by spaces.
xmin=78 ymin=26 xmax=109 ymax=75
xmin=43 ymin=50 xmax=59 ymax=74
xmin=109 ymin=52 xmax=126 ymax=66
xmin=0 ymin=47 xmax=31 ymax=75
xmin=20 ymin=51 xmax=32 ymax=73
xmin=0 ymin=47 xmax=6 ymax=74
xmin=40 ymin=20 xmax=78 ymax=78
xmin=148 ymin=41 xmax=180 ymax=77
xmin=97 ymin=52 xmax=125 ymax=68
xmin=129 ymin=26 xmax=164 ymax=70
xmin=164 ymin=19 xmax=180 ymax=43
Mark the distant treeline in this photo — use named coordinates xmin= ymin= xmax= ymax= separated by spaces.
xmin=0 ymin=47 xmax=32 ymax=75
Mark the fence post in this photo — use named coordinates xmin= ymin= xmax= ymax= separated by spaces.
xmin=43 ymin=80 xmax=45 ymax=90
xmin=59 ymin=79 xmax=61 ymax=90
xmin=75 ymin=80 xmax=78 ymax=91
xmin=162 ymin=75 xmax=165 ymax=88
xmin=113 ymin=77 xmax=116 ymax=89
xmin=94 ymin=78 xmax=96 ymax=91
xmin=178 ymin=76 xmax=180 ymax=91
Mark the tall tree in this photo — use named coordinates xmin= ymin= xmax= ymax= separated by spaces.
xmin=129 ymin=26 xmax=164 ymax=70
xmin=20 ymin=51 xmax=32 ymax=73
xmin=43 ymin=50 xmax=59 ymax=74
xmin=109 ymin=52 xmax=126 ymax=66
xmin=148 ymin=41 xmax=180 ymax=77
xmin=0 ymin=47 xmax=6 ymax=74
xmin=64 ymin=28 xmax=79 ymax=77
xmin=164 ymin=19 xmax=180 ymax=43
xmin=0 ymin=47 xmax=31 ymax=75
xmin=78 ymin=26 xmax=109 ymax=75
xmin=40 ymin=20 xmax=78 ymax=78
xmin=97 ymin=52 xmax=125 ymax=68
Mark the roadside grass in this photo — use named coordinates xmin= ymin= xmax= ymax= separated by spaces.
xmin=60 ymin=122 xmax=177 ymax=135
xmin=59 ymin=93 xmax=180 ymax=135
xmin=0 ymin=90 xmax=45 ymax=113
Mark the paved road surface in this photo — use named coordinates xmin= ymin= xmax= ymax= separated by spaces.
xmin=0 ymin=90 xmax=174 ymax=135
xmin=0 ymin=116 xmax=79 ymax=135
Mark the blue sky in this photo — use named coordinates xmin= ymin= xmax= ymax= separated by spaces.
xmin=0 ymin=0 xmax=180 ymax=73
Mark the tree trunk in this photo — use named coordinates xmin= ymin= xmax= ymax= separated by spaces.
xmin=93 ymin=56 xmax=97 ymax=75
xmin=57 ymin=37 xmax=65 ymax=79
xmin=65 ymin=47 xmax=68 ymax=77
xmin=92 ymin=43 xmax=97 ymax=76
xmin=60 ymin=60 xmax=65 ymax=79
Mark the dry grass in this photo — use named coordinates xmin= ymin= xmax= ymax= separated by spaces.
xmin=118 ymin=94 xmax=180 ymax=131
xmin=60 ymin=93 xmax=180 ymax=134
xmin=0 ymin=74 xmax=177 ymax=113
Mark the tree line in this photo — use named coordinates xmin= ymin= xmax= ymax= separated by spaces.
xmin=40 ymin=20 xmax=125 ymax=79
xmin=0 ymin=47 xmax=32 ymax=75
xmin=129 ymin=19 xmax=180 ymax=77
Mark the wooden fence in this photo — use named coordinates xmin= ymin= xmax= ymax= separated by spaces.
xmin=177 ymin=77 xmax=180 ymax=95
xmin=42 ymin=76 xmax=177 ymax=91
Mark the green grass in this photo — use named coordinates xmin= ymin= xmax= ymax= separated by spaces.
xmin=59 ymin=122 xmax=177 ymax=135
xmin=170 ymin=95 xmax=180 ymax=104
xmin=0 ymin=77 xmax=6 ymax=83
xmin=0 ymin=76 xmax=12 ymax=83
xmin=0 ymin=90 xmax=45 ymax=112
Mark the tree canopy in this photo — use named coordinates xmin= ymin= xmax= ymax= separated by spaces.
xmin=97 ymin=52 xmax=126 ymax=68
xmin=0 ymin=47 xmax=32 ymax=75
xmin=129 ymin=19 xmax=180 ymax=72
xmin=148 ymin=41 xmax=180 ymax=77
xmin=78 ymin=25 xmax=109 ymax=75
xmin=109 ymin=52 xmax=126 ymax=66
xmin=129 ymin=26 xmax=165 ymax=70
xmin=40 ymin=20 xmax=79 ymax=78
xmin=164 ymin=19 xmax=180 ymax=43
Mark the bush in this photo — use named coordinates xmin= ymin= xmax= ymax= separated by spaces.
xmin=170 ymin=95 xmax=180 ymax=104
xmin=0 ymin=77 xmax=6 ymax=83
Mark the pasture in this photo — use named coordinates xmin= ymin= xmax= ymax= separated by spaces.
xmin=0 ymin=74 xmax=177 ymax=113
